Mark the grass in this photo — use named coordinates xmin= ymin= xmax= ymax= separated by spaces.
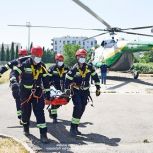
xmin=0 ymin=137 xmax=29 ymax=153
xmin=0 ymin=70 xmax=10 ymax=84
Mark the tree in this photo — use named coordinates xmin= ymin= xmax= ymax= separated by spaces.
xmin=15 ymin=45 xmax=19 ymax=59
xmin=63 ymin=44 xmax=80 ymax=67
xmin=10 ymin=42 xmax=15 ymax=60
xmin=1 ymin=43 xmax=5 ymax=61
xmin=6 ymin=47 xmax=10 ymax=61
xmin=42 ymin=48 xmax=55 ymax=63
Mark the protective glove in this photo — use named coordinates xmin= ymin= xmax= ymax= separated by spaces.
xmin=10 ymin=77 xmax=19 ymax=92
xmin=96 ymin=89 xmax=101 ymax=96
xmin=65 ymin=89 xmax=71 ymax=96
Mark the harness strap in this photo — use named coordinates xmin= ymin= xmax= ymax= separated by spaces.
xmin=21 ymin=93 xmax=33 ymax=106
xmin=77 ymin=65 xmax=89 ymax=78
xmin=56 ymin=67 xmax=64 ymax=78
xmin=31 ymin=65 xmax=43 ymax=80
xmin=21 ymin=89 xmax=43 ymax=106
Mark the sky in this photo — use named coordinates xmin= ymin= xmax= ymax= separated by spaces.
xmin=0 ymin=0 xmax=153 ymax=49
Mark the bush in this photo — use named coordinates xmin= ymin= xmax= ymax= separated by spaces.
xmin=133 ymin=63 xmax=153 ymax=74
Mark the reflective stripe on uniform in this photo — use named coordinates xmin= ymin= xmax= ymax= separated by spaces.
xmin=13 ymin=66 xmax=22 ymax=74
xmin=71 ymin=117 xmax=80 ymax=125
xmin=91 ymin=71 xmax=96 ymax=76
xmin=23 ymin=84 xmax=33 ymax=89
xmin=73 ymin=86 xmax=90 ymax=90
xmin=48 ymin=73 xmax=52 ymax=77
xmin=5 ymin=64 xmax=10 ymax=70
xmin=24 ymin=68 xmax=32 ymax=72
xmin=44 ymin=88 xmax=50 ymax=92
xmin=66 ymin=74 xmax=73 ymax=80
xmin=37 ymin=123 xmax=47 ymax=128
xmin=51 ymin=109 xmax=57 ymax=114
xmin=17 ymin=110 xmax=22 ymax=116
xmin=53 ymin=71 xmax=58 ymax=74
xmin=83 ymin=86 xmax=90 ymax=90
xmin=75 ymin=72 xmax=81 ymax=76
xmin=43 ymin=73 xmax=48 ymax=77
xmin=95 ymin=82 xmax=100 ymax=86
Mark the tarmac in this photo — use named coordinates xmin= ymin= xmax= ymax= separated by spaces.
xmin=98 ymin=71 xmax=153 ymax=94
xmin=0 ymin=71 xmax=153 ymax=153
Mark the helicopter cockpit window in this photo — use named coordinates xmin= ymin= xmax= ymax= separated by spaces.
xmin=101 ymin=39 xmax=116 ymax=48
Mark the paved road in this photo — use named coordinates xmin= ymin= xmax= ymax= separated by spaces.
xmin=0 ymin=74 xmax=153 ymax=153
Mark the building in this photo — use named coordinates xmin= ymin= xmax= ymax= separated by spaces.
xmin=51 ymin=36 xmax=97 ymax=53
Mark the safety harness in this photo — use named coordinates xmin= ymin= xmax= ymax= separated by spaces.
xmin=21 ymin=65 xmax=47 ymax=106
xmin=56 ymin=67 xmax=64 ymax=78
xmin=56 ymin=67 xmax=65 ymax=92
xmin=77 ymin=65 xmax=89 ymax=78
xmin=71 ymin=64 xmax=94 ymax=106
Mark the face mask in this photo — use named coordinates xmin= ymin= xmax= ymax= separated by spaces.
xmin=33 ymin=57 xmax=42 ymax=64
xmin=57 ymin=61 xmax=64 ymax=67
xmin=78 ymin=57 xmax=85 ymax=64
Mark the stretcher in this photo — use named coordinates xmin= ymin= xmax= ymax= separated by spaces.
xmin=45 ymin=86 xmax=70 ymax=106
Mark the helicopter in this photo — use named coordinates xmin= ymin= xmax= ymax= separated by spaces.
xmin=92 ymin=37 xmax=153 ymax=79
xmin=8 ymin=0 xmax=153 ymax=79
xmin=70 ymin=0 xmax=153 ymax=79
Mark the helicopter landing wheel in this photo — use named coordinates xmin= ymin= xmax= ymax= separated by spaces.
xmin=133 ymin=71 xmax=139 ymax=79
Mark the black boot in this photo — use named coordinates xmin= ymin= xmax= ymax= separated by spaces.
xmin=48 ymin=108 xmax=53 ymax=119
xmin=70 ymin=124 xmax=77 ymax=137
xmin=18 ymin=115 xmax=21 ymax=120
xmin=40 ymin=133 xmax=49 ymax=143
xmin=76 ymin=125 xmax=82 ymax=135
xmin=23 ymin=125 xmax=29 ymax=136
xmin=53 ymin=118 xmax=58 ymax=124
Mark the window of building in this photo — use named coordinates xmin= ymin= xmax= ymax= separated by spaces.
xmin=83 ymin=42 xmax=85 ymax=45
xmin=55 ymin=46 xmax=57 ymax=51
xmin=91 ymin=41 xmax=93 ymax=46
xmin=63 ymin=41 xmax=65 ymax=44
xmin=67 ymin=41 xmax=70 ymax=44
xmin=55 ymin=41 xmax=57 ymax=45
xmin=72 ymin=40 xmax=76 ymax=44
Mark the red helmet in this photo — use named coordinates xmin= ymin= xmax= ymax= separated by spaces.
xmin=75 ymin=49 xmax=87 ymax=57
xmin=31 ymin=46 xmax=43 ymax=57
xmin=55 ymin=53 xmax=64 ymax=61
xmin=18 ymin=49 xmax=28 ymax=56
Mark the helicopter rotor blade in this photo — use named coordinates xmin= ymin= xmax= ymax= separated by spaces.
xmin=72 ymin=0 xmax=111 ymax=29
xmin=8 ymin=24 xmax=106 ymax=31
xmin=119 ymin=30 xmax=153 ymax=37
xmin=8 ymin=24 xmax=29 ymax=27
xmin=121 ymin=25 xmax=153 ymax=30
xmin=83 ymin=32 xmax=108 ymax=41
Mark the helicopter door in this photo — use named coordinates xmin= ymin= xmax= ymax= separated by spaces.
xmin=101 ymin=39 xmax=116 ymax=48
